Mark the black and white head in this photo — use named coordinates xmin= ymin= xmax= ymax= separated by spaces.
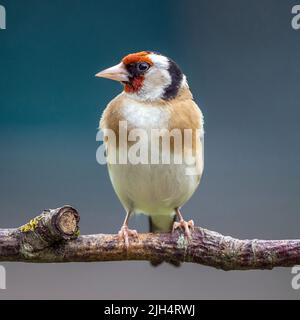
xmin=96 ymin=51 xmax=188 ymax=102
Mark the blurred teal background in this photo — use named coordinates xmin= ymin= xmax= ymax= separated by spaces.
xmin=0 ymin=0 xmax=300 ymax=299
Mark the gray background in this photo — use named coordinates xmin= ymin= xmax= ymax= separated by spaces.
xmin=0 ymin=0 xmax=300 ymax=299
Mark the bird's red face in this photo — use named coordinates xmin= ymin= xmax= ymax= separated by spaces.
xmin=96 ymin=51 xmax=184 ymax=101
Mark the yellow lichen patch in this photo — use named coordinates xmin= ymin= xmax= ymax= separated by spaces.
xmin=19 ymin=216 xmax=42 ymax=233
xmin=75 ymin=229 xmax=80 ymax=237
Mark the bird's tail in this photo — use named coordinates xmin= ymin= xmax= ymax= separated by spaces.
xmin=148 ymin=214 xmax=180 ymax=267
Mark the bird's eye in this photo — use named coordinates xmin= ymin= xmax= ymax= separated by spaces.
xmin=137 ymin=62 xmax=150 ymax=72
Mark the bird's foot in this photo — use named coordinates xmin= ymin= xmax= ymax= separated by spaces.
xmin=118 ymin=225 xmax=138 ymax=249
xmin=172 ymin=219 xmax=194 ymax=239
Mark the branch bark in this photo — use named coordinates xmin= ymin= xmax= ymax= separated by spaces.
xmin=0 ymin=205 xmax=300 ymax=270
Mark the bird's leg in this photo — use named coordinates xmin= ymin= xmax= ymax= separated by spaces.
xmin=118 ymin=211 xmax=138 ymax=249
xmin=172 ymin=208 xmax=194 ymax=239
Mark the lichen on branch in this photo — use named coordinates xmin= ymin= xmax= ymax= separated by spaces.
xmin=0 ymin=205 xmax=300 ymax=270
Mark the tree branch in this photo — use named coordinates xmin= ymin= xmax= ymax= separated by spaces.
xmin=0 ymin=205 xmax=300 ymax=270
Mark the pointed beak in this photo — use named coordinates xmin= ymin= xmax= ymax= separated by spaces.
xmin=95 ymin=62 xmax=129 ymax=82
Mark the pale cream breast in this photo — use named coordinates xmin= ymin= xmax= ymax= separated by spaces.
xmin=99 ymin=87 xmax=204 ymax=216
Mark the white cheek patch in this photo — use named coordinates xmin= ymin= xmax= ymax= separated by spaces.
xmin=140 ymin=68 xmax=172 ymax=101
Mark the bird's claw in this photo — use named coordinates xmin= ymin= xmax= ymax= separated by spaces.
xmin=118 ymin=225 xmax=138 ymax=249
xmin=172 ymin=219 xmax=194 ymax=239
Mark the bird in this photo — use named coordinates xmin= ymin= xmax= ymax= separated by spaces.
xmin=96 ymin=51 xmax=204 ymax=255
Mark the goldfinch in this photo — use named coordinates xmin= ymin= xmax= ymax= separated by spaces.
xmin=96 ymin=51 xmax=204 ymax=249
